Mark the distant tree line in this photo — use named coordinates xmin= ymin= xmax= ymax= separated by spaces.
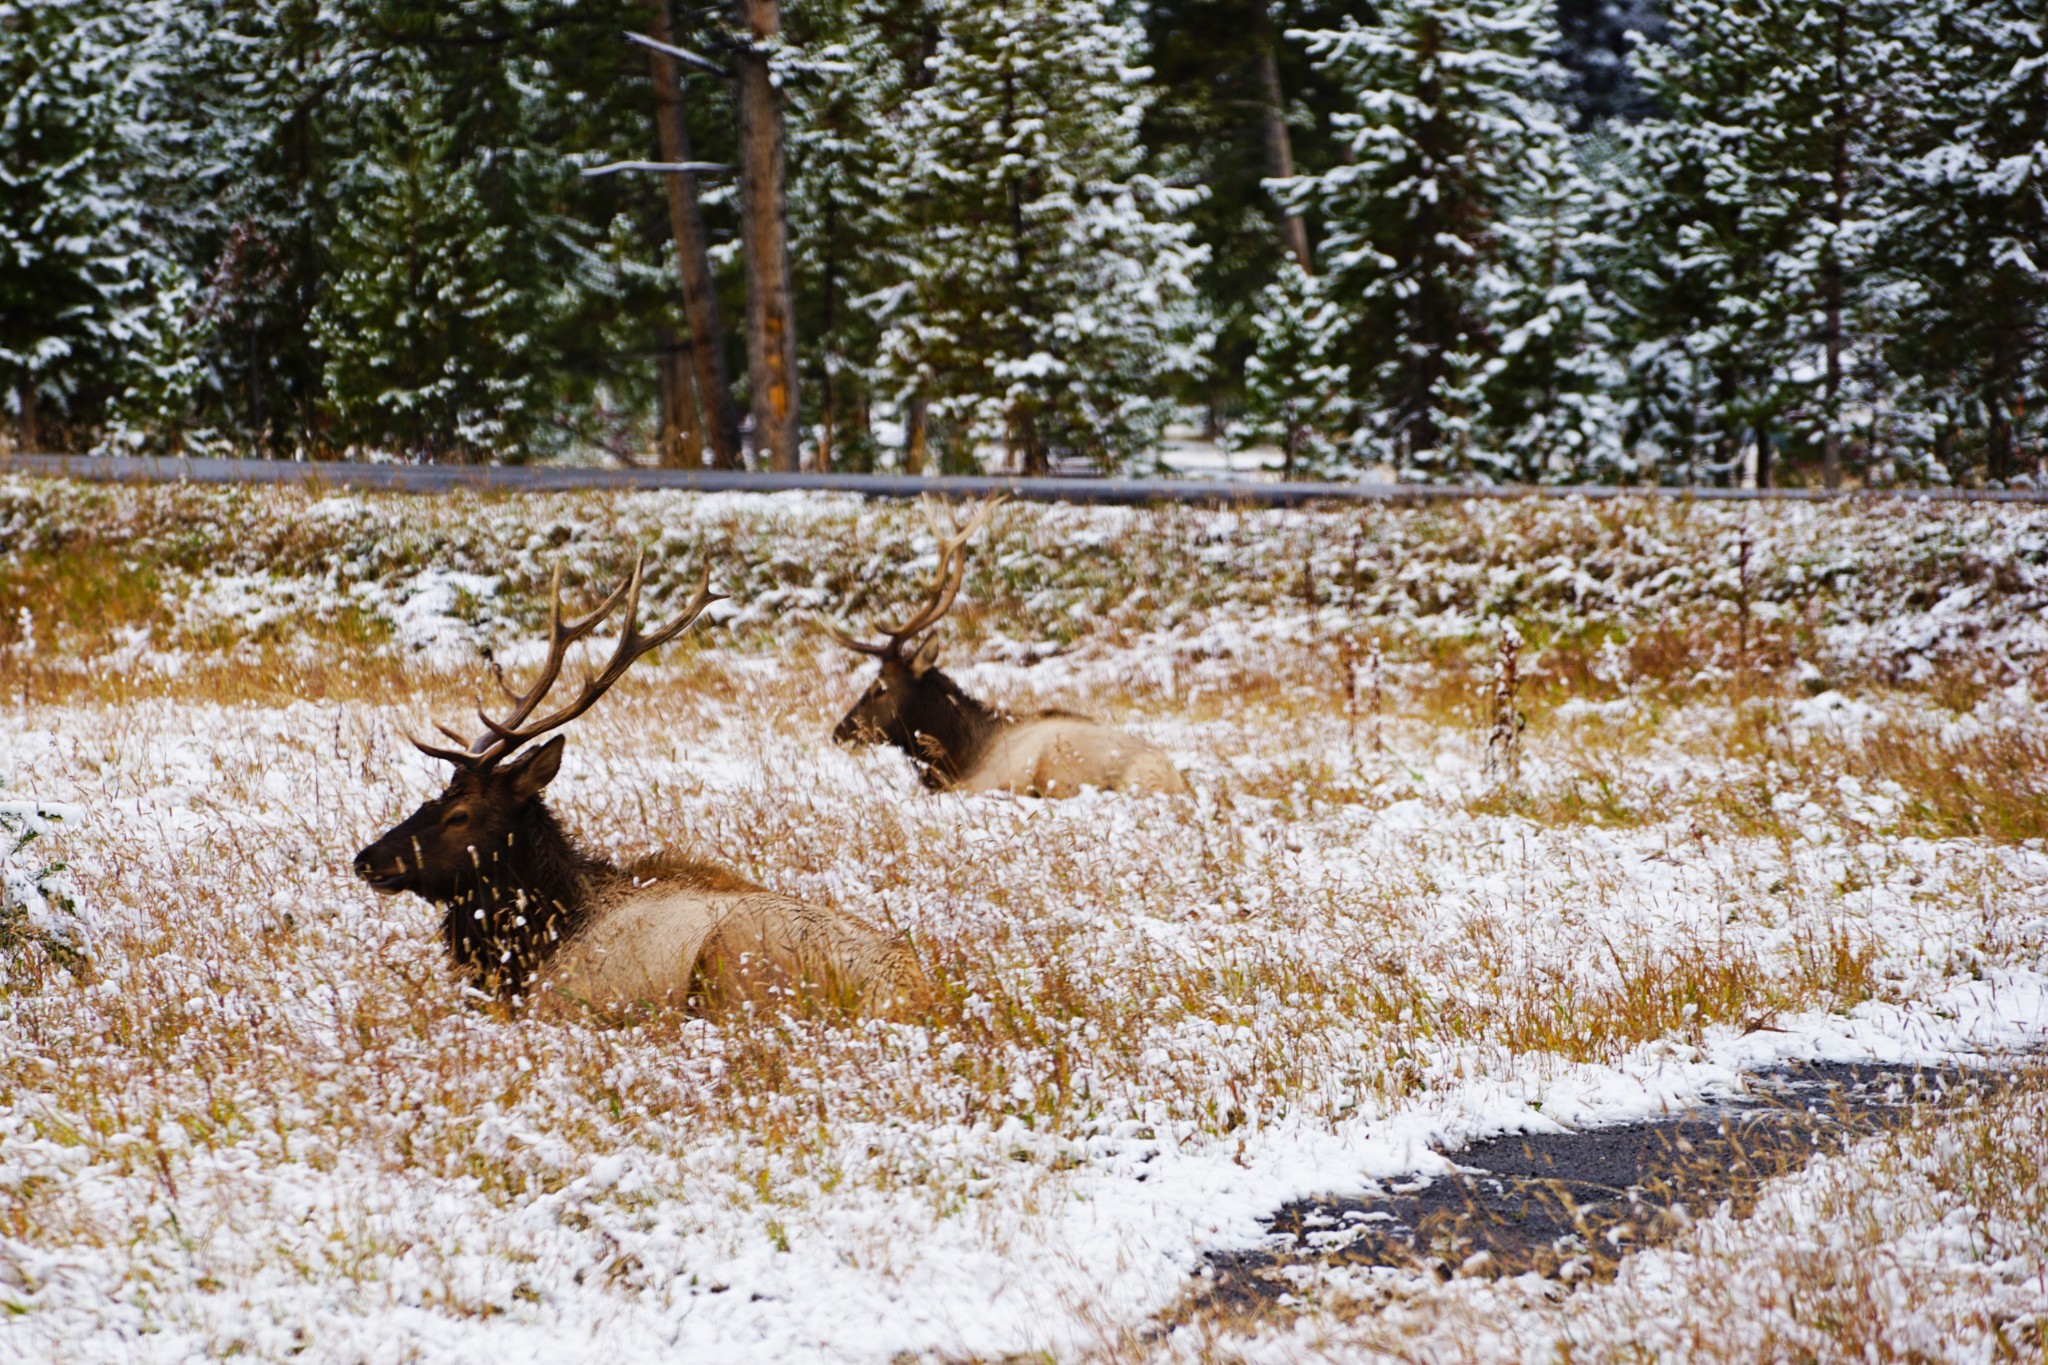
xmin=1 ymin=0 xmax=2042 ymax=485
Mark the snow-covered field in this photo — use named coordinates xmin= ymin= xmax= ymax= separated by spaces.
xmin=1 ymin=481 xmax=2045 ymax=1362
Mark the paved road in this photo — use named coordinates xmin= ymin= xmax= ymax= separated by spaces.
xmin=5 ymin=453 xmax=2044 ymax=507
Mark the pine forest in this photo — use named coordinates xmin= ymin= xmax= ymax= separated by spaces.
xmin=2 ymin=0 xmax=2043 ymax=486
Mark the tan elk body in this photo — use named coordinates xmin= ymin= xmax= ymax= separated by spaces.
xmin=548 ymin=854 xmax=907 ymax=1009
xmin=941 ymin=713 xmax=1185 ymax=796
xmin=829 ymin=502 xmax=1188 ymax=798
xmin=353 ymin=557 xmax=912 ymax=1012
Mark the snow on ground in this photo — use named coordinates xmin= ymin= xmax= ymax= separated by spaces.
xmin=1 ymin=483 xmax=2045 ymax=1362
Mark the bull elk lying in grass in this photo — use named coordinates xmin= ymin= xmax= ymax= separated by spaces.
xmin=353 ymin=554 xmax=912 ymax=1012
xmin=828 ymin=500 xmax=1188 ymax=797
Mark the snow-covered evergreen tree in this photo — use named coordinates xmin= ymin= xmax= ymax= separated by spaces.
xmin=10 ymin=0 xmax=2035 ymax=481
xmin=1885 ymin=0 xmax=2047 ymax=484
xmin=86 ymin=0 xmax=269 ymax=455
xmin=135 ymin=0 xmax=339 ymax=456
xmin=785 ymin=0 xmax=919 ymax=469
xmin=1615 ymin=0 xmax=1911 ymax=486
xmin=104 ymin=270 xmax=222 ymax=453
xmin=0 ymin=0 xmax=149 ymax=450
xmin=310 ymin=0 xmax=649 ymax=461
xmin=317 ymin=122 xmax=558 ymax=460
xmin=876 ymin=0 xmax=1209 ymax=472
xmin=1235 ymin=264 xmax=1354 ymax=477
xmin=1474 ymin=133 xmax=1628 ymax=481
xmin=1271 ymin=0 xmax=1614 ymax=481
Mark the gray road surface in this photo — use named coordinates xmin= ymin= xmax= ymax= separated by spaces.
xmin=5 ymin=453 xmax=2045 ymax=506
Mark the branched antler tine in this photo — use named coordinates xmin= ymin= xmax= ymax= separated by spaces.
xmin=960 ymin=492 xmax=1003 ymax=541
xmin=484 ymin=558 xmax=720 ymax=746
xmin=411 ymin=734 xmax=477 ymax=765
xmin=633 ymin=562 xmax=721 ymax=656
xmin=464 ymin=565 xmax=566 ymax=756
xmin=582 ymin=556 xmax=709 ymax=693
xmin=933 ymin=494 xmax=1001 ymax=565
xmin=822 ymin=619 xmax=892 ymax=656
xmin=920 ymin=541 xmax=971 ymax=632
xmin=433 ymin=719 xmax=471 ymax=746
xmin=466 ymin=563 xmax=642 ymax=759
xmin=923 ymin=493 xmax=998 ymax=594
xmin=822 ymin=496 xmax=1002 ymax=657
xmin=616 ymin=552 xmax=648 ymax=651
xmin=556 ymin=562 xmax=638 ymax=643
xmin=475 ymin=709 xmax=523 ymax=741
xmin=877 ymin=528 xmax=971 ymax=642
xmin=568 ymin=554 xmax=647 ymax=696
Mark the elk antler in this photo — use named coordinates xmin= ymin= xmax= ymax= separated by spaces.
xmin=413 ymin=555 xmax=722 ymax=769
xmin=825 ymin=496 xmax=1002 ymax=659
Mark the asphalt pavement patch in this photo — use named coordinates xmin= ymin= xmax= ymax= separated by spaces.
xmin=1199 ymin=1060 xmax=2030 ymax=1309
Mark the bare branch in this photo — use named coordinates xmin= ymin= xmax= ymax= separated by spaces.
xmin=624 ymin=29 xmax=731 ymax=78
xmin=581 ymin=159 xmax=733 ymax=178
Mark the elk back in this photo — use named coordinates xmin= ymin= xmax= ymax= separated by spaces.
xmin=957 ymin=716 xmax=1188 ymax=797
xmin=541 ymin=885 xmax=912 ymax=1012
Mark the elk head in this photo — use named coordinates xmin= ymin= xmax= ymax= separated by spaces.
xmin=827 ymin=498 xmax=1000 ymax=758
xmin=354 ymin=554 xmax=720 ymax=908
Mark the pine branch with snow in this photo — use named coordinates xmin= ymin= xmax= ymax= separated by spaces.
xmin=0 ymin=800 xmax=91 ymax=969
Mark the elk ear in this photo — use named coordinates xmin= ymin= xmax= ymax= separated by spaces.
xmin=908 ymin=635 xmax=942 ymax=676
xmin=503 ymin=735 xmax=565 ymax=800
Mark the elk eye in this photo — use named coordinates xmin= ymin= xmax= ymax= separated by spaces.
xmin=445 ymin=810 xmax=470 ymax=826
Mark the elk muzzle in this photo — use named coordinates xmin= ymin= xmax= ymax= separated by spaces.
xmin=352 ymin=841 xmax=412 ymax=895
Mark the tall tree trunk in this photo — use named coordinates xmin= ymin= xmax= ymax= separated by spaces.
xmin=816 ymin=387 xmax=835 ymax=473
xmin=1822 ymin=293 xmax=1844 ymax=489
xmin=1016 ymin=407 xmax=1047 ymax=476
xmin=1754 ymin=418 xmax=1773 ymax=490
xmin=1987 ymin=320 xmax=2019 ymax=482
xmin=999 ymin=70 xmax=1041 ymax=475
xmin=905 ymin=393 xmax=928 ymax=474
xmin=1989 ymin=394 xmax=2016 ymax=483
xmin=1407 ymin=13 xmax=1445 ymax=462
xmin=1715 ymin=366 xmax=1742 ymax=486
xmin=816 ymin=194 xmax=840 ymax=473
xmin=655 ymin=324 xmax=706 ymax=467
xmin=734 ymin=0 xmax=801 ymax=472
xmin=248 ymin=327 xmax=264 ymax=455
xmin=646 ymin=0 xmax=743 ymax=469
xmin=16 ymin=375 xmax=36 ymax=454
xmin=1254 ymin=2 xmax=1311 ymax=272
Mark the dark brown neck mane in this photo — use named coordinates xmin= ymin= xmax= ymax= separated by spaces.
xmin=889 ymin=668 xmax=1012 ymax=788
xmin=439 ymin=799 xmax=607 ymax=998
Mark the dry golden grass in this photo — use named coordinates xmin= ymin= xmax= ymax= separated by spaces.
xmin=1 ymin=482 xmax=2043 ymax=1359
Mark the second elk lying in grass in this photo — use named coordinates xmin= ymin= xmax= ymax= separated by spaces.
xmin=353 ymin=555 xmax=913 ymax=1012
xmin=828 ymin=501 xmax=1188 ymax=797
